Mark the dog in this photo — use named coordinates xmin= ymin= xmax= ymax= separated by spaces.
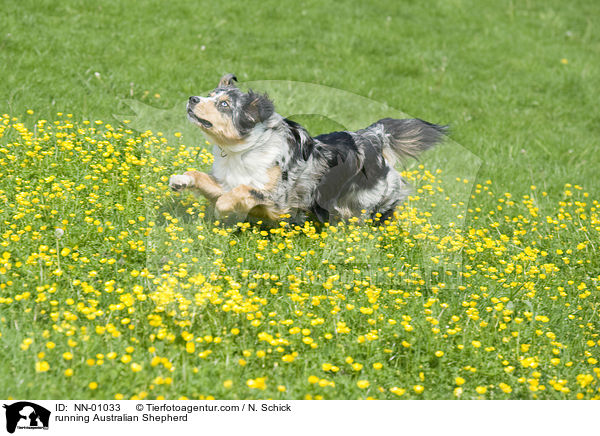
xmin=169 ymin=74 xmax=447 ymax=223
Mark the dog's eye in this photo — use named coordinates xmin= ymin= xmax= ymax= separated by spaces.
xmin=219 ymin=101 xmax=229 ymax=108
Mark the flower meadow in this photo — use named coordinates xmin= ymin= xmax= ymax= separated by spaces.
xmin=0 ymin=112 xmax=599 ymax=400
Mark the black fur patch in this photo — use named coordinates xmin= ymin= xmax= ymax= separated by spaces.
xmin=249 ymin=189 xmax=266 ymax=201
xmin=284 ymin=118 xmax=315 ymax=161
xmin=312 ymin=152 xmax=361 ymax=217
xmin=314 ymin=131 xmax=358 ymax=168
xmin=355 ymin=137 xmax=389 ymax=190
xmin=308 ymin=131 xmax=391 ymax=219
xmin=310 ymin=204 xmax=329 ymax=223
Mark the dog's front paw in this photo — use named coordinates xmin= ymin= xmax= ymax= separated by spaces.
xmin=169 ymin=174 xmax=193 ymax=191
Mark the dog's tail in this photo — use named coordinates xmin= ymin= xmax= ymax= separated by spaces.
xmin=371 ymin=118 xmax=448 ymax=163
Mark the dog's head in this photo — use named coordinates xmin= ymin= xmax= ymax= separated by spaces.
xmin=187 ymin=74 xmax=274 ymax=146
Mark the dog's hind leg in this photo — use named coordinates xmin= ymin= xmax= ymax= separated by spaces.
xmin=370 ymin=171 xmax=409 ymax=223
xmin=215 ymin=185 xmax=284 ymax=221
xmin=371 ymin=202 xmax=399 ymax=223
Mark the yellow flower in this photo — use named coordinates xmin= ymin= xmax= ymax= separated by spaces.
xmin=35 ymin=361 xmax=50 ymax=372
xmin=246 ymin=377 xmax=267 ymax=390
xmin=281 ymin=354 xmax=295 ymax=363
xmin=89 ymin=382 xmax=98 ymax=390
xmin=413 ymin=385 xmax=425 ymax=394
xmin=390 ymin=387 xmax=406 ymax=396
xmin=357 ymin=380 xmax=370 ymax=389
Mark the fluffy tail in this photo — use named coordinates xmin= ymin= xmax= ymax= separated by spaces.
xmin=372 ymin=118 xmax=448 ymax=161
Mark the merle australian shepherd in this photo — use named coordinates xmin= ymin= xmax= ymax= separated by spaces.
xmin=169 ymin=74 xmax=447 ymax=223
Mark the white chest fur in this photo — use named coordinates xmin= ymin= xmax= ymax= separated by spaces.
xmin=210 ymin=126 xmax=287 ymax=191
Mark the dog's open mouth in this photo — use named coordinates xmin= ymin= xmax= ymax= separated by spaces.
xmin=187 ymin=109 xmax=213 ymax=128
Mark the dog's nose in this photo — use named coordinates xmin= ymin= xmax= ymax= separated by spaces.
xmin=189 ymin=96 xmax=200 ymax=105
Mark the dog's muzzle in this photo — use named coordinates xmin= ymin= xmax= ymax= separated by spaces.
xmin=187 ymin=97 xmax=213 ymax=128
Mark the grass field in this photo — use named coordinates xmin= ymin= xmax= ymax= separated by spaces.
xmin=1 ymin=0 xmax=599 ymax=399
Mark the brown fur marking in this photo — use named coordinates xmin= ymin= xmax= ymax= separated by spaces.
xmin=215 ymin=184 xmax=285 ymax=220
xmin=264 ymin=165 xmax=281 ymax=191
xmin=183 ymin=171 xmax=224 ymax=202
xmin=248 ymin=205 xmax=283 ymax=221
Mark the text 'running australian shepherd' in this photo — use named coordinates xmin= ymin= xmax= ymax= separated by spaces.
xmin=169 ymin=74 xmax=447 ymax=223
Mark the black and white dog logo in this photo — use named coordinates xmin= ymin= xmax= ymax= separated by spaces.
xmin=3 ymin=402 xmax=50 ymax=433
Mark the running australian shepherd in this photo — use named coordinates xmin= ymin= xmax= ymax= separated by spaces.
xmin=169 ymin=74 xmax=447 ymax=223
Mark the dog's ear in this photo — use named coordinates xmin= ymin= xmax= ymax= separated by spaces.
xmin=218 ymin=73 xmax=238 ymax=88
xmin=237 ymin=91 xmax=274 ymax=132
xmin=245 ymin=92 xmax=274 ymax=122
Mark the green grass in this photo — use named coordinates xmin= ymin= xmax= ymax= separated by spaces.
xmin=0 ymin=0 xmax=599 ymax=399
